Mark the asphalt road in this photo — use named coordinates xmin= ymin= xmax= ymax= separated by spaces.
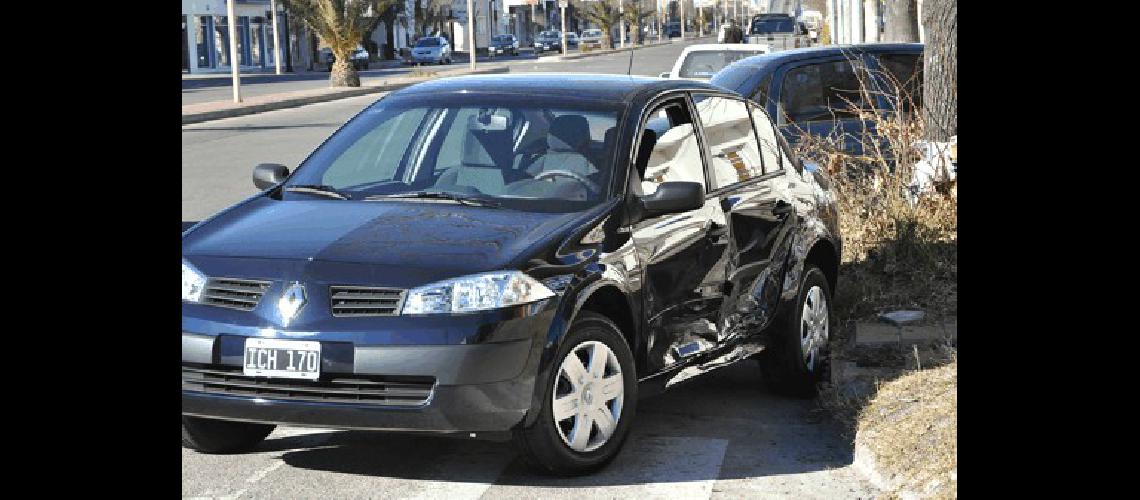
xmin=182 ymin=363 xmax=874 ymax=499
xmin=182 ymin=38 xmax=703 ymax=106
xmin=182 ymin=37 xmax=876 ymax=498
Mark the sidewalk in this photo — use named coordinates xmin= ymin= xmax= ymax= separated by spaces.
xmin=181 ymin=65 xmax=508 ymax=125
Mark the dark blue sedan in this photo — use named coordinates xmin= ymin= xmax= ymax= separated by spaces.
xmin=711 ymin=43 xmax=924 ymax=155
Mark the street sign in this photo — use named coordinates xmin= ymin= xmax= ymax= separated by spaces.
xmin=559 ymin=0 xmax=567 ymax=7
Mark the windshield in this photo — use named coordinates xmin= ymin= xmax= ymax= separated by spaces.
xmin=493 ymin=35 xmax=512 ymax=42
xmin=285 ymin=98 xmax=623 ymax=212
xmin=584 ymin=30 xmax=601 ymax=36
xmin=540 ymin=31 xmax=560 ymax=38
xmin=678 ymin=50 xmax=768 ymax=78
xmin=415 ymin=38 xmax=440 ymax=47
xmin=751 ymin=19 xmax=796 ymax=34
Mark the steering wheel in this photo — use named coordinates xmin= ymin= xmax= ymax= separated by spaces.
xmin=533 ymin=169 xmax=601 ymax=195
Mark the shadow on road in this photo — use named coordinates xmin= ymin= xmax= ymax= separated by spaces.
xmin=255 ymin=362 xmax=854 ymax=486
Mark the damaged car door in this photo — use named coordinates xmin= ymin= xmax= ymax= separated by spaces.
xmin=691 ymin=92 xmax=799 ymax=343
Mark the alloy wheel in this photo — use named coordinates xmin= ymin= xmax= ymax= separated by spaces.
xmin=800 ymin=285 xmax=829 ymax=371
xmin=552 ymin=340 xmax=624 ymax=453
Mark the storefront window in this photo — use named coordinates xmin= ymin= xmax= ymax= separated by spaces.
xmin=250 ymin=17 xmax=264 ymax=67
xmin=213 ymin=16 xmax=230 ymax=67
xmin=196 ymin=16 xmax=212 ymax=68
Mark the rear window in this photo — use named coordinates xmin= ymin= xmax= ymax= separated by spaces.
xmin=415 ymin=38 xmax=440 ymax=47
xmin=751 ymin=19 xmax=795 ymax=34
xmin=678 ymin=50 xmax=768 ymax=79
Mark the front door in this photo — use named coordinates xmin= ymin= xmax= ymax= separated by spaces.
xmin=630 ymin=94 xmax=728 ymax=374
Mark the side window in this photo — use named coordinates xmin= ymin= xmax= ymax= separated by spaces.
xmin=779 ymin=59 xmax=867 ymax=125
xmin=876 ymin=53 xmax=923 ymax=114
xmin=692 ymin=94 xmax=765 ymax=189
xmin=634 ymin=98 xmax=706 ymax=196
xmin=750 ymin=104 xmax=784 ymax=174
xmin=322 ymin=107 xmax=427 ymax=188
xmin=750 ymin=73 xmax=773 ymax=109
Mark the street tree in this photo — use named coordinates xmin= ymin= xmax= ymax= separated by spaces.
xmin=575 ymin=0 xmax=619 ymax=48
xmin=282 ymin=0 xmax=396 ymax=87
xmin=881 ymin=0 xmax=920 ymax=42
xmin=921 ymin=0 xmax=955 ymax=141
xmin=622 ymin=0 xmax=655 ymax=45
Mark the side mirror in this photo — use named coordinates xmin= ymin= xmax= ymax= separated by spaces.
xmin=253 ymin=163 xmax=290 ymax=190
xmin=634 ymin=181 xmax=705 ymax=222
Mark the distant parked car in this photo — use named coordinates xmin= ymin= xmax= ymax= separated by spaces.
xmin=659 ymin=44 xmax=771 ymax=80
xmin=665 ymin=22 xmax=681 ymax=38
xmin=580 ymin=28 xmax=605 ymax=48
xmin=746 ymin=14 xmax=811 ymax=50
xmin=534 ymin=30 xmax=562 ymax=53
xmin=408 ymin=36 xmax=452 ymax=65
xmin=566 ymin=32 xmax=580 ymax=49
xmin=490 ymin=34 xmax=519 ymax=56
xmin=322 ymin=45 xmax=370 ymax=71
xmin=711 ymin=43 xmax=924 ymax=156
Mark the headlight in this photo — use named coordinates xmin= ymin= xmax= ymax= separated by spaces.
xmin=402 ymin=270 xmax=555 ymax=315
xmin=182 ymin=260 xmax=207 ymax=303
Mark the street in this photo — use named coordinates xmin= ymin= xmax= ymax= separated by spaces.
xmin=182 ymin=37 xmax=875 ymax=499
xmin=182 ymin=363 xmax=874 ymax=499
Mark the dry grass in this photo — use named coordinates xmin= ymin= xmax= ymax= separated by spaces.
xmin=856 ymin=359 xmax=957 ymax=499
xmin=790 ymin=53 xmax=957 ymax=323
xmin=408 ymin=67 xmax=439 ymax=78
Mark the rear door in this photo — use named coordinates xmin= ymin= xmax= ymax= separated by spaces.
xmin=691 ymin=92 xmax=799 ymax=342
xmin=770 ymin=55 xmax=875 ymax=156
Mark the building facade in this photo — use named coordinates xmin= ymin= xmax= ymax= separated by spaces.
xmin=182 ymin=0 xmax=289 ymax=74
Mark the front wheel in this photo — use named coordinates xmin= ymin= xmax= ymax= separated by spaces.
xmin=758 ymin=265 xmax=833 ymax=397
xmin=513 ymin=312 xmax=636 ymax=475
xmin=182 ymin=416 xmax=274 ymax=454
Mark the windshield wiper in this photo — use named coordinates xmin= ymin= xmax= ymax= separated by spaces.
xmin=284 ymin=185 xmax=350 ymax=200
xmin=363 ymin=191 xmax=502 ymax=208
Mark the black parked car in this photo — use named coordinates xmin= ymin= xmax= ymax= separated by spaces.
xmin=711 ymin=43 xmax=924 ymax=155
xmin=181 ymin=74 xmax=841 ymax=476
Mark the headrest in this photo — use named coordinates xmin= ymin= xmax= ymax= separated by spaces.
xmin=547 ymin=115 xmax=590 ymax=152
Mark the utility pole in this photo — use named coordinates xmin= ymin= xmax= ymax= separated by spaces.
xmin=468 ymin=0 xmax=477 ymax=69
xmin=560 ymin=0 xmax=567 ymax=55
xmin=227 ymin=0 xmax=241 ymax=102
xmin=270 ymin=0 xmax=282 ymax=75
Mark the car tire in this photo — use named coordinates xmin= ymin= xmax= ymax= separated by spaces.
xmin=182 ymin=416 xmax=274 ymax=454
xmin=513 ymin=311 xmax=637 ymax=476
xmin=758 ymin=265 xmax=832 ymax=398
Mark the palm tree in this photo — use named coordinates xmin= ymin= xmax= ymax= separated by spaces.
xmin=574 ymin=0 xmax=619 ymax=48
xmin=282 ymin=0 xmax=396 ymax=87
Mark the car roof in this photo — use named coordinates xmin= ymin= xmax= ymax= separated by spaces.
xmin=730 ymin=43 xmax=924 ymax=69
xmin=390 ymin=73 xmax=728 ymax=104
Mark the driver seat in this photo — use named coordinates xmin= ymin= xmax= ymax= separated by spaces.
xmin=524 ymin=115 xmax=599 ymax=180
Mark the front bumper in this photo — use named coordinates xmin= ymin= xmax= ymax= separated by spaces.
xmin=182 ymin=302 xmax=555 ymax=433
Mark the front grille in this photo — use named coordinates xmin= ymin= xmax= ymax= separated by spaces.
xmin=330 ymin=286 xmax=405 ymax=317
xmin=182 ymin=365 xmax=435 ymax=406
xmin=203 ymin=278 xmax=272 ymax=311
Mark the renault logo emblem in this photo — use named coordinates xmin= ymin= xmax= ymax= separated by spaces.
xmin=277 ymin=282 xmax=307 ymax=326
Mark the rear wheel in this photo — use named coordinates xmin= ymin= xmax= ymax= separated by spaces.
xmin=758 ymin=265 xmax=832 ymax=397
xmin=182 ymin=416 xmax=274 ymax=454
xmin=513 ymin=312 xmax=636 ymax=475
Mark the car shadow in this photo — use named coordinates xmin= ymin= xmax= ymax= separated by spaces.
xmin=264 ymin=362 xmax=855 ymax=486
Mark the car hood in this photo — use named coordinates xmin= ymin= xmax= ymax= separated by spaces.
xmin=183 ymin=196 xmax=596 ymax=284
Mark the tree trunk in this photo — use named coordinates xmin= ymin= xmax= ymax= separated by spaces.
xmin=881 ymin=0 xmax=920 ymax=42
xmin=330 ymin=57 xmax=360 ymax=87
xmin=631 ymin=23 xmax=640 ymax=44
xmin=921 ymin=0 xmax=955 ymax=141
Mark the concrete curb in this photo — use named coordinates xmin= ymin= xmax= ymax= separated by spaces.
xmin=182 ymin=66 xmax=509 ymax=125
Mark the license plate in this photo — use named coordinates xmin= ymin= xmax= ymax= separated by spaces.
xmin=243 ymin=338 xmax=321 ymax=380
